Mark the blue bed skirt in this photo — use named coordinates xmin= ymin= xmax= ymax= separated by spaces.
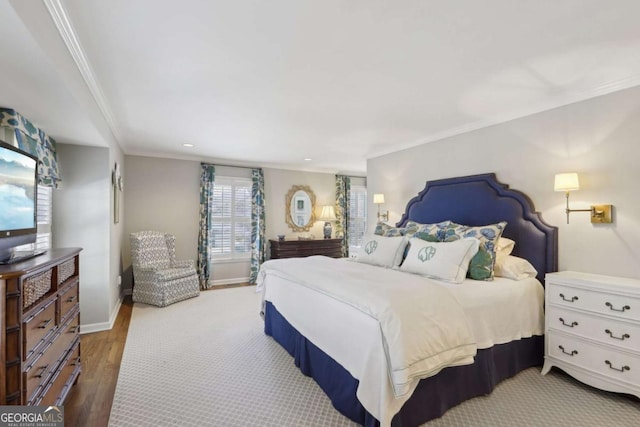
xmin=264 ymin=301 xmax=544 ymax=427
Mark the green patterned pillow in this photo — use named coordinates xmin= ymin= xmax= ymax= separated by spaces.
xmin=404 ymin=220 xmax=451 ymax=241
xmin=444 ymin=221 xmax=507 ymax=280
xmin=373 ymin=223 xmax=407 ymax=237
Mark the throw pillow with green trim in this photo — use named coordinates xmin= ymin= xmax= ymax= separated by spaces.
xmin=444 ymin=221 xmax=507 ymax=280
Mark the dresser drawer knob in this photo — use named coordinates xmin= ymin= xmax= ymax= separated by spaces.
xmin=605 ymin=360 xmax=630 ymax=372
xmin=604 ymin=329 xmax=630 ymax=341
xmin=38 ymin=318 xmax=53 ymax=329
xmin=558 ymin=345 xmax=578 ymax=356
xmin=66 ymin=295 xmax=78 ymax=303
xmin=559 ymin=293 xmax=578 ymax=302
xmin=605 ymin=302 xmax=631 ymax=312
xmin=559 ymin=318 xmax=578 ymax=328
xmin=35 ymin=364 xmax=49 ymax=378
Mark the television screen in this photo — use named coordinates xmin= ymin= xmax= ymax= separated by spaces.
xmin=0 ymin=143 xmax=37 ymax=232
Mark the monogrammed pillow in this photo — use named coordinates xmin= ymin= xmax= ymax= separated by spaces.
xmin=399 ymin=237 xmax=480 ymax=283
xmin=355 ymin=234 xmax=408 ymax=268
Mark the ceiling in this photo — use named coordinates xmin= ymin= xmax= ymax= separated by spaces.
xmin=2 ymin=0 xmax=640 ymax=174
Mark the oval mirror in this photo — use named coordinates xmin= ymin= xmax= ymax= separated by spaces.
xmin=285 ymin=185 xmax=316 ymax=232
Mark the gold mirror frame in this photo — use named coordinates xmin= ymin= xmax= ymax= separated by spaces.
xmin=285 ymin=185 xmax=317 ymax=232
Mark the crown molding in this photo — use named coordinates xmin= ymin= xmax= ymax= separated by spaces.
xmin=43 ymin=0 xmax=122 ymax=143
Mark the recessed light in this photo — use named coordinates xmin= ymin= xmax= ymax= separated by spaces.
xmin=304 ymin=158 xmax=312 ymax=161
xmin=183 ymin=143 xmax=194 ymax=148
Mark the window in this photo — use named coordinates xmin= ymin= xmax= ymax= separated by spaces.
xmin=16 ymin=185 xmax=52 ymax=251
xmin=348 ymin=185 xmax=367 ymax=253
xmin=209 ymin=177 xmax=252 ymax=260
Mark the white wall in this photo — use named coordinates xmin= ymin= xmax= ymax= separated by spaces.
xmin=264 ymin=167 xmax=337 ymax=243
xmin=123 ymin=156 xmax=200 ymax=288
xmin=368 ymin=86 xmax=640 ymax=279
xmin=54 ymin=144 xmax=112 ymax=330
xmin=122 ymin=156 xmax=339 ymax=285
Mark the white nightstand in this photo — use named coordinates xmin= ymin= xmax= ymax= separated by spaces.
xmin=542 ymin=271 xmax=640 ymax=398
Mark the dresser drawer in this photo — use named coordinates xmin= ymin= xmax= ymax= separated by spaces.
xmin=24 ymin=300 xmax=57 ymax=360
xmin=38 ymin=340 xmax=80 ymax=406
xmin=24 ymin=336 xmax=60 ymax=404
xmin=548 ymin=284 xmax=640 ymax=322
xmin=56 ymin=312 xmax=80 ymax=357
xmin=548 ymin=331 xmax=640 ymax=386
xmin=547 ymin=306 xmax=640 ymax=353
xmin=59 ymin=278 xmax=79 ymax=321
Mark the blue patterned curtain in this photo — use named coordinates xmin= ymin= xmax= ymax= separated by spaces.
xmin=197 ymin=163 xmax=215 ymax=289
xmin=0 ymin=108 xmax=60 ymax=187
xmin=249 ymin=168 xmax=266 ymax=284
xmin=335 ymin=175 xmax=351 ymax=257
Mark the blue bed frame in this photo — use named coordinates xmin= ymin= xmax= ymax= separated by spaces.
xmin=264 ymin=173 xmax=558 ymax=426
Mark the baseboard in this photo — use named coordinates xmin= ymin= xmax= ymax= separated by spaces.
xmin=80 ymin=295 xmax=123 ymax=334
xmin=211 ymin=276 xmax=250 ymax=286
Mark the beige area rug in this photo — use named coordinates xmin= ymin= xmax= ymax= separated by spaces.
xmin=109 ymin=287 xmax=639 ymax=426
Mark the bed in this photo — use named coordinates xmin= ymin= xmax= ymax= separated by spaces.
xmin=259 ymin=173 xmax=558 ymax=426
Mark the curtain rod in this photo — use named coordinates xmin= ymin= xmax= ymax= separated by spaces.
xmin=202 ymin=162 xmax=261 ymax=171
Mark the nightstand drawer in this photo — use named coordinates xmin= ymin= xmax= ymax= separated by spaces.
xmin=548 ymin=284 xmax=640 ymax=322
xmin=548 ymin=331 xmax=640 ymax=385
xmin=547 ymin=306 xmax=640 ymax=352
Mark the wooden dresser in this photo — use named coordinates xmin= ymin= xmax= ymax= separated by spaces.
xmin=269 ymin=239 xmax=342 ymax=259
xmin=0 ymin=248 xmax=82 ymax=405
xmin=542 ymin=271 xmax=640 ymax=399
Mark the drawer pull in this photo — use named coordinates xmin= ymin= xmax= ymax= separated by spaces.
xmin=559 ymin=293 xmax=578 ymax=303
xmin=559 ymin=318 xmax=578 ymax=328
xmin=38 ymin=318 xmax=53 ymax=329
xmin=66 ymin=295 xmax=78 ymax=303
xmin=71 ymin=356 xmax=81 ymax=366
xmin=35 ymin=364 xmax=49 ymax=378
xmin=605 ymin=302 xmax=631 ymax=312
xmin=558 ymin=345 xmax=578 ymax=356
xmin=604 ymin=329 xmax=630 ymax=341
xmin=605 ymin=360 xmax=630 ymax=372
xmin=69 ymin=326 xmax=80 ymax=333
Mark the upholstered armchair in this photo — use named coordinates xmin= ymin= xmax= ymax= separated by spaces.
xmin=130 ymin=231 xmax=200 ymax=307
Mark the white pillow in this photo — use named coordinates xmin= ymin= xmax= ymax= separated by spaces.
xmin=496 ymin=237 xmax=515 ymax=258
xmin=355 ymin=235 xmax=408 ymax=268
xmin=494 ymin=255 xmax=538 ymax=280
xmin=399 ymin=237 xmax=479 ymax=283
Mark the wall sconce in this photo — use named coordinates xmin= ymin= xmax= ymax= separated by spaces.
xmin=318 ymin=205 xmax=337 ymax=239
xmin=373 ymin=193 xmax=389 ymax=223
xmin=554 ymin=172 xmax=612 ymax=224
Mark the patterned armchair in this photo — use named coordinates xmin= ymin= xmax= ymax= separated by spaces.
xmin=130 ymin=231 xmax=200 ymax=307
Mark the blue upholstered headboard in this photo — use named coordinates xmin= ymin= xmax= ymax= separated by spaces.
xmin=397 ymin=173 xmax=558 ymax=284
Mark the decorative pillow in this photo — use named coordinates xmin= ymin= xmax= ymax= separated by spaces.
xmin=444 ymin=221 xmax=507 ymax=280
xmin=494 ymin=255 xmax=538 ymax=280
xmin=496 ymin=237 xmax=515 ymax=258
xmin=399 ymin=237 xmax=479 ymax=283
xmin=404 ymin=220 xmax=451 ymax=241
xmin=355 ymin=235 xmax=408 ymax=268
xmin=373 ymin=223 xmax=406 ymax=237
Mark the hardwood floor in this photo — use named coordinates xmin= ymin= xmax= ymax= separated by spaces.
xmin=64 ymin=284 xmax=252 ymax=427
xmin=64 ymin=297 xmax=133 ymax=427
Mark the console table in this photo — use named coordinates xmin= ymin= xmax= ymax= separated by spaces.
xmin=0 ymin=248 xmax=82 ymax=405
xmin=269 ymin=239 xmax=342 ymax=259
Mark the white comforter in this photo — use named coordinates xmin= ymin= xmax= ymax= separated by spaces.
xmin=258 ymin=256 xmax=479 ymax=424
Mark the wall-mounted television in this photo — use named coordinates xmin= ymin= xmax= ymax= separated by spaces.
xmin=0 ymin=139 xmax=38 ymax=263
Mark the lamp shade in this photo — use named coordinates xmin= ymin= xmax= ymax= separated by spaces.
xmin=554 ymin=173 xmax=580 ymax=192
xmin=373 ymin=193 xmax=385 ymax=204
xmin=318 ymin=205 xmax=337 ymax=221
